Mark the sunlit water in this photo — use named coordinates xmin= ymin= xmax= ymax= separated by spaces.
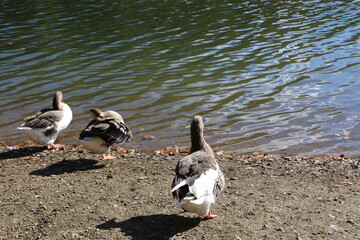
xmin=1 ymin=0 xmax=360 ymax=156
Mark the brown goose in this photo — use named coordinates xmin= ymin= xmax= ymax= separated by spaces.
xmin=78 ymin=108 xmax=132 ymax=161
xmin=17 ymin=91 xmax=73 ymax=148
xmin=171 ymin=115 xmax=225 ymax=219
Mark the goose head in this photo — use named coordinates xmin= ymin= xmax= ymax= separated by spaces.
xmin=90 ymin=108 xmax=124 ymax=123
xmin=90 ymin=108 xmax=103 ymax=118
xmin=52 ymin=91 xmax=64 ymax=110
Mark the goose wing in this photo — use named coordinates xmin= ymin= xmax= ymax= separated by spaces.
xmin=22 ymin=108 xmax=63 ymax=129
xmin=79 ymin=118 xmax=131 ymax=146
xmin=171 ymin=151 xmax=221 ymax=203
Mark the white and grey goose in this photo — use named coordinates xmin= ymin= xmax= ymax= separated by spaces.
xmin=78 ymin=108 xmax=132 ymax=161
xmin=171 ymin=115 xmax=225 ymax=220
xmin=17 ymin=91 xmax=73 ymax=149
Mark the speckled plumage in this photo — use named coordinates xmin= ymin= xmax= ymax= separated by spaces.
xmin=78 ymin=108 xmax=132 ymax=157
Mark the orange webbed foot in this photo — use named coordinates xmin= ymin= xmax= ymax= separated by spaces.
xmin=199 ymin=211 xmax=217 ymax=220
xmin=48 ymin=144 xmax=64 ymax=149
xmin=101 ymin=154 xmax=116 ymax=160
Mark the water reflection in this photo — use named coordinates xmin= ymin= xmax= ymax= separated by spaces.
xmin=0 ymin=0 xmax=359 ymax=156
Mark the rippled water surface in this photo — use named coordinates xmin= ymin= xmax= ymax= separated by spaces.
xmin=1 ymin=0 xmax=360 ymax=156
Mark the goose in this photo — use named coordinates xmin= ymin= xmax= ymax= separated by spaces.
xmin=78 ymin=108 xmax=132 ymax=161
xmin=171 ymin=115 xmax=225 ymax=220
xmin=17 ymin=91 xmax=73 ymax=149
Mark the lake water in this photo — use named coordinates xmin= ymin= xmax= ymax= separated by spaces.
xmin=1 ymin=0 xmax=360 ymax=156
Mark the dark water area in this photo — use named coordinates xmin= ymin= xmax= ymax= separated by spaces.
xmin=1 ymin=0 xmax=359 ymax=156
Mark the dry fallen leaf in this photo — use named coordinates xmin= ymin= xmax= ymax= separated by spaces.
xmin=341 ymin=181 xmax=354 ymax=185
xmin=179 ymin=149 xmax=190 ymax=154
xmin=224 ymin=154 xmax=235 ymax=159
xmin=143 ymin=135 xmax=156 ymax=139
xmin=216 ymin=150 xmax=224 ymax=156
xmin=138 ymin=176 xmax=149 ymax=180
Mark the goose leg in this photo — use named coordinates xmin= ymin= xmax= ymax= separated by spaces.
xmin=48 ymin=143 xmax=64 ymax=149
xmin=200 ymin=209 xmax=217 ymax=220
xmin=101 ymin=153 xmax=116 ymax=160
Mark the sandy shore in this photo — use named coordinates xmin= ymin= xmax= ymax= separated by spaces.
xmin=0 ymin=143 xmax=359 ymax=239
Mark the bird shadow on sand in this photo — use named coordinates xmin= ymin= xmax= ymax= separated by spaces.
xmin=0 ymin=146 xmax=47 ymax=160
xmin=29 ymin=158 xmax=105 ymax=176
xmin=96 ymin=214 xmax=200 ymax=240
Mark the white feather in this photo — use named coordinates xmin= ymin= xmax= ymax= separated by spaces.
xmin=16 ymin=126 xmax=57 ymax=145
xmin=77 ymin=137 xmax=108 ymax=153
xmin=57 ymin=103 xmax=72 ymax=132
xmin=171 ymin=179 xmax=188 ymax=193
xmin=188 ymin=168 xmax=218 ymax=203
xmin=174 ymin=168 xmax=220 ymax=216
xmin=179 ymin=197 xmax=212 ymax=217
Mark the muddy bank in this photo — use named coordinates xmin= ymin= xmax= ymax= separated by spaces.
xmin=0 ymin=144 xmax=359 ymax=239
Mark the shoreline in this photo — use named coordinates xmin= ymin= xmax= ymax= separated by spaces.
xmin=5 ymin=126 xmax=360 ymax=159
xmin=1 ymin=139 xmax=360 ymax=163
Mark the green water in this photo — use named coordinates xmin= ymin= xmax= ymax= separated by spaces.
xmin=1 ymin=0 xmax=360 ymax=155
